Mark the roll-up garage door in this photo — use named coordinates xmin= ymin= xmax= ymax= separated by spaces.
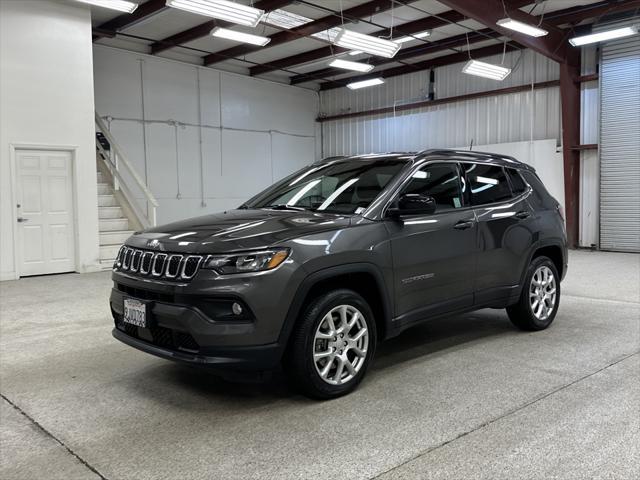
xmin=599 ymin=28 xmax=640 ymax=252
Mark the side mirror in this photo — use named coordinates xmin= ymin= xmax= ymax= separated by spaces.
xmin=388 ymin=193 xmax=437 ymax=217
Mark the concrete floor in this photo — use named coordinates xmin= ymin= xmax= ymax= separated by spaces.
xmin=0 ymin=250 xmax=638 ymax=480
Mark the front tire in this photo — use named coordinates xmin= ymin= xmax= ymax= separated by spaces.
xmin=507 ymin=256 xmax=560 ymax=331
xmin=286 ymin=289 xmax=376 ymax=399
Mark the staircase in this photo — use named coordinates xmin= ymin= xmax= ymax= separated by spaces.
xmin=97 ymin=169 xmax=134 ymax=267
xmin=95 ymin=112 xmax=158 ymax=270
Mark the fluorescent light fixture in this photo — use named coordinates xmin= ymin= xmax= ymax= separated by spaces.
xmin=74 ymin=0 xmax=138 ymax=12
xmin=311 ymin=27 xmax=342 ymax=43
xmin=462 ymin=59 xmax=511 ymax=81
xmin=262 ymin=9 xmax=312 ymax=29
xmin=569 ymin=25 xmax=639 ymax=46
xmin=334 ymin=28 xmax=401 ymax=58
xmin=329 ymin=58 xmax=374 ymax=73
xmin=211 ymin=27 xmax=270 ymax=46
xmin=496 ymin=18 xmax=548 ymax=37
xmin=348 ymin=30 xmax=429 ymax=55
xmin=166 ymin=0 xmax=264 ymax=27
xmin=347 ymin=77 xmax=385 ymax=90
xmin=394 ymin=30 xmax=431 ymax=44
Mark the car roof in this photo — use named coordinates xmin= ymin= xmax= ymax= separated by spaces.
xmin=320 ymin=149 xmax=534 ymax=172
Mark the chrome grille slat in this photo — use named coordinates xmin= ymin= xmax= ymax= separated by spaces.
xmin=165 ymin=255 xmax=183 ymax=278
xmin=116 ymin=248 xmax=203 ymax=281
xmin=152 ymin=253 xmax=168 ymax=277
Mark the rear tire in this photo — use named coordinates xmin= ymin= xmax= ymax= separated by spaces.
xmin=507 ymin=255 xmax=560 ymax=331
xmin=285 ymin=289 xmax=376 ymax=399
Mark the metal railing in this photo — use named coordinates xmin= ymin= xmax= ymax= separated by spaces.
xmin=95 ymin=112 xmax=158 ymax=228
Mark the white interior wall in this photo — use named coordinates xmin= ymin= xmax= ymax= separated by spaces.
xmin=0 ymin=0 xmax=99 ymax=280
xmin=93 ymin=46 xmax=319 ymax=225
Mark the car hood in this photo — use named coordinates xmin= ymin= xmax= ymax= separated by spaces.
xmin=125 ymin=209 xmax=351 ymax=254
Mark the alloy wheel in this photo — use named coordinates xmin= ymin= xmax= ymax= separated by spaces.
xmin=312 ymin=305 xmax=369 ymax=385
xmin=529 ymin=265 xmax=557 ymax=321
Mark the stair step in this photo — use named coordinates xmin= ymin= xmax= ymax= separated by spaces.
xmin=99 ymin=206 xmax=123 ymax=219
xmin=97 ymin=183 xmax=111 ymax=195
xmin=100 ymin=244 xmax=122 ymax=261
xmin=99 ymin=259 xmax=116 ymax=270
xmin=98 ymin=194 xmax=118 ymax=207
xmin=100 ymin=230 xmax=133 ymax=245
xmin=97 ymin=171 xmax=105 ymax=183
xmin=99 ymin=218 xmax=129 ymax=232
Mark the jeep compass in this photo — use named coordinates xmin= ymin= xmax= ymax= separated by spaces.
xmin=110 ymin=149 xmax=567 ymax=399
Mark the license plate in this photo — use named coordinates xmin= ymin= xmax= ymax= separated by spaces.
xmin=123 ymin=298 xmax=147 ymax=328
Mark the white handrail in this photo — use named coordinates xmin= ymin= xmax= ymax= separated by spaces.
xmin=95 ymin=112 xmax=158 ymax=227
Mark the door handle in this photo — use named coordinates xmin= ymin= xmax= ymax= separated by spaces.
xmin=454 ymin=219 xmax=475 ymax=230
xmin=17 ymin=217 xmax=29 ymax=223
xmin=515 ymin=211 xmax=531 ymax=219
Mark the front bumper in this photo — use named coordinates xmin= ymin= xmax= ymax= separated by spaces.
xmin=109 ymin=264 xmax=306 ymax=370
xmin=112 ymin=327 xmax=281 ymax=370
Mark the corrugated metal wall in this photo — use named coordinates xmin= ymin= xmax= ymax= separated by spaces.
xmin=599 ymin=28 xmax=640 ymax=252
xmin=320 ymin=50 xmax=561 ymax=156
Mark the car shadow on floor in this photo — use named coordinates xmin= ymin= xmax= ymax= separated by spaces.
xmin=128 ymin=309 xmax=517 ymax=405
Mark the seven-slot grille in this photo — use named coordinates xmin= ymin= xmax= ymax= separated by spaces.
xmin=114 ymin=246 xmax=203 ymax=280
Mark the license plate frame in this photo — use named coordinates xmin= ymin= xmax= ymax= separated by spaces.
xmin=123 ymin=298 xmax=148 ymax=328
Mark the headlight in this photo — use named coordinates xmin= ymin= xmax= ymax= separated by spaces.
xmin=202 ymin=248 xmax=290 ymax=275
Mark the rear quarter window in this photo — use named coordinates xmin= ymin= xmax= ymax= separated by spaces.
xmin=506 ymin=168 xmax=528 ymax=195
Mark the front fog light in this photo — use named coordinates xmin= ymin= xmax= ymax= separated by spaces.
xmin=232 ymin=302 xmax=243 ymax=316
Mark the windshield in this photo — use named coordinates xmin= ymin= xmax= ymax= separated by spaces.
xmin=245 ymin=159 xmax=408 ymax=214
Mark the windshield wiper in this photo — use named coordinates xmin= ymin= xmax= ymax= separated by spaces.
xmin=263 ymin=204 xmax=308 ymax=211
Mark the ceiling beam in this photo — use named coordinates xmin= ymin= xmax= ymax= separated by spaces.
xmin=249 ymin=0 xmax=532 ymax=76
xmin=542 ymin=0 xmax=640 ymax=26
xmin=290 ymin=28 xmax=497 ymax=85
xmin=249 ymin=9 xmax=468 ymax=76
xmin=320 ymin=42 xmax=523 ymax=90
xmin=203 ymin=0 xmax=404 ymax=66
xmin=435 ymin=0 xmax=572 ymax=64
xmin=311 ymin=0 xmax=629 ymax=89
xmin=92 ymin=0 xmax=167 ymax=41
xmin=150 ymin=0 xmax=293 ymax=54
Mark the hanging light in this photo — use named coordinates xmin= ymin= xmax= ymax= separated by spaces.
xmin=165 ymin=0 xmax=264 ymax=28
xmin=496 ymin=18 xmax=548 ymax=37
xmin=347 ymin=78 xmax=385 ymax=90
xmin=394 ymin=30 xmax=432 ymax=44
xmin=333 ymin=28 xmax=400 ymax=58
xmin=211 ymin=28 xmax=271 ymax=46
xmin=462 ymin=59 xmax=511 ymax=81
xmin=74 ymin=0 xmax=138 ymax=12
xmin=262 ymin=9 xmax=312 ymax=29
xmin=329 ymin=59 xmax=374 ymax=73
xmin=569 ymin=25 xmax=639 ymax=46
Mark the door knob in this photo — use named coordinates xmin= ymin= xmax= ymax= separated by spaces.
xmin=515 ymin=211 xmax=531 ymax=219
xmin=17 ymin=217 xmax=29 ymax=223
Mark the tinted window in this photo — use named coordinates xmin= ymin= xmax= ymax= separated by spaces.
xmin=402 ymin=163 xmax=463 ymax=212
xmin=465 ymin=164 xmax=512 ymax=205
xmin=247 ymin=159 xmax=406 ymax=214
xmin=506 ymin=168 xmax=527 ymax=195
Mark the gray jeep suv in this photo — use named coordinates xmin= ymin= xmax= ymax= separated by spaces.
xmin=110 ymin=149 xmax=567 ymax=398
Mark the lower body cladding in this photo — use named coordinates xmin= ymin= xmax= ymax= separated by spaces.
xmin=109 ymin=267 xmax=303 ymax=372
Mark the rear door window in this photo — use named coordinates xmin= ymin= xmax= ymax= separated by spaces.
xmin=464 ymin=164 xmax=512 ymax=205
xmin=402 ymin=163 xmax=464 ymax=211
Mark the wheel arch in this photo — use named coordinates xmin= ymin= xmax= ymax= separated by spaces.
xmin=278 ymin=263 xmax=393 ymax=350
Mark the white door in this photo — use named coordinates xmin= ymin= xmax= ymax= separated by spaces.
xmin=16 ymin=149 xmax=76 ymax=276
